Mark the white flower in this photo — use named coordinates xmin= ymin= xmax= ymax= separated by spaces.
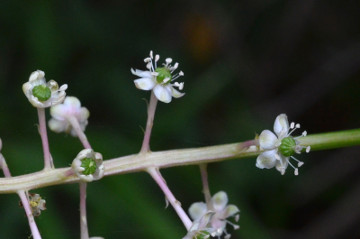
xmin=131 ymin=50 xmax=185 ymax=103
xmin=72 ymin=149 xmax=104 ymax=182
xmin=22 ymin=70 xmax=68 ymax=108
xmin=48 ymin=96 xmax=89 ymax=137
xmin=188 ymin=191 xmax=240 ymax=238
xmin=256 ymin=114 xmax=310 ymax=175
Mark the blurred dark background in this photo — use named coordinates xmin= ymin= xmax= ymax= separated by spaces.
xmin=1 ymin=0 xmax=360 ymax=238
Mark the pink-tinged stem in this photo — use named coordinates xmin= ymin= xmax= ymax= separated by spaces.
xmin=199 ymin=164 xmax=212 ymax=208
xmin=0 ymin=154 xmax=42 ymax=239
xmin=140 ymin=92 xmax=158 ymax=153
xmin=79 ymin=182 xmax=89 ymax=239
xmin=68 ymin=116 xmax=91 ymax=239
xmin=147 ymin=167 xmax=192 ymax=230
xmin=37 ymin=108 xmax=53 ymax=169
xmin=68 ymin=116 xmax=92 ymax=149
xmin=0 ymin=154 xmax=11 ymax=178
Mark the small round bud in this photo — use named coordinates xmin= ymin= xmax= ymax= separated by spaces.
xmin=72 ymin=149 xmax=104 ymax=182
xmin=279 ymin=137 xmax=296 ymax=157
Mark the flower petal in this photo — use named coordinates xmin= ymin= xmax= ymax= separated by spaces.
xmin=48 ymin=119 xmax=67 ymax=133
xmin=64 ymin=96 xmax=81 ymax=108
xmin=153 ymin=85 xmax=172 ymax=103
xmin=223 ymin=205 xmax=240 ymax=218
xmin=273 ymin=114 xmax=289 ymax=139
xmin=134 ymin=78 xmax=156 ymax=91
xmin=256 ymin=150 xmax=278 ymax=169
xmin=131 ymin=68 xmax=152 ymax=78
xmin=259 ymin=130 xmax=278 ymax=149
xmin=171 ymin=86 xmax=185 ymax=98
xmin=276 ymin=155 xmax=289 ymax=175
xmin=211 ymin=191 xmax=228 ymax=211
xmin=189 ymin=202 xmax=207 ymax=221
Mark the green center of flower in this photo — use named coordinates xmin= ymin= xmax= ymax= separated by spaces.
xmin=32 ymin=85 xmax=51 ymax=101
xmin=81 ymin=158 xmax=97 ymax=175
xmin=155 ymin=67 xmax=172 ymax=84
xmin=279 ymin=137 xmax=296 ymax=157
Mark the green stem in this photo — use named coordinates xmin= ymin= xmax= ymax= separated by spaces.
xmin=1 ymin=129 xmax=360 ymax=194
xmin=298 ymin=128 xmax=360 ymax=151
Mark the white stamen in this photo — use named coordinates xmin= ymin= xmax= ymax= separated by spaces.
xmin=287 ymin=160 xmax=299 ymax=175
xmin=144 ymin=57 xmax=151 ymax=63
xmin=146 ymin=62 xmax=152 ymax=70
xmin=296 ymin=123 xmax=300 ymax=128
xmin=165 ymin=58 xmax=172 ymax=64
xmin=291 ymin=156 xmax=304 ymax=167
xmin=290 ymin=122 xmax=295 ymax=129
xmin=154 ymin=55 xmax=160 ymax=68
xmin=149 ymin=50 xmax=153 ymax=59
xmin=171 ymin=62 xmax=179 ymax=72
xmin=179 ymin=71 xmax=184 ymax=76
xmin=306 ymin=146 xmax=311 ymax=153
xmin=235 ymin=214 xmax=240 ymax=222
xmin=302 ymin=131 xmax=307 ymax=136
xmin=163 ymin=77 xmax=170 ymax=83
xmin=294 ymin=168 xmax=299 ymax=176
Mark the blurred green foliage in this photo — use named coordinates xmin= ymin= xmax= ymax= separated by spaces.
xmin=1 ymin=0 xmax=360 ymax=238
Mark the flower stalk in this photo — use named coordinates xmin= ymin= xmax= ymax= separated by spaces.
xmin=37 ymin=108 xmax=53 ymax=169
xmin=0 ymin=128 xmax=360 ymax=194
xmin=140 ymin=92 xmax=158 ymax=153
xmin=1 ymin=149 xmax=42 ymax=239
xmin=147 ymin=167 xmax=192 ymax=230
xmin=199 ymin=164 xmax=212 ymax=207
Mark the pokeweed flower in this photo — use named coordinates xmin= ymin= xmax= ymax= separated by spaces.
xmin=183 ymin=211 xmax=216 ymax=239
xmin=48 ymin=96 xmax=89 ymax=137
xmin=256 ymin=113 xmax=311 ymax=175
xmin=22 ymin=70 xmax=68 ymax=108
xmin=131 ymin=50 xmax=185 ymax=103
xmin=188 ymin=191 xmax=240 ymax=239
xmin=20 ymin=193 xmax=47 ymax=217
xmin=72 ymin=149 xmax=104 ymax=182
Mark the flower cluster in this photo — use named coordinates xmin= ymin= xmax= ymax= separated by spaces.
xmin=256 ymin=114 xmax=310 ymax=175
xmin=185 ymin=191 xmax=240 ymax=239
xmin=131 ymin=50 xmax=185 ymax=103
xmin=72 ymin=149 xmax=104 ymax=182
xmin=48 ymin=96 xmax=90 ymax=136
xmin=22 ymin=70 xmax=68 ymax=108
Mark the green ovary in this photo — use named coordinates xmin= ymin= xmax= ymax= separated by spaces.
xmin=279 ymin=137 xmax=296 ymax=157
xmin=32 ymin=85 xmax=51 ymax=101
xmin=155 ymin=67 xmax=171 ymax=84
xmin=81 ymin=158 xmax=97 ymax=175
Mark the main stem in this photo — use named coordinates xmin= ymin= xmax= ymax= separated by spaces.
xmin=37 ymin=108 xmax=53 ymax=169
xmin=1 ymin=129 xmax=360 ymax=194
xmin=140 ymin=92 xmax=158 ymax=153
xmin=0 ymin=154 xmax=42 ymax=239
xmin=68 ymin=116 xmax=92 ymax=239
